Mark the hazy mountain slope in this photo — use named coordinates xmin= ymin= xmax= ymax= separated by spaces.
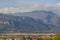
xmin=0 ymin=14 xmax=51 ymax=33
xmin=0 ymin=10 xmax=60 ymax=33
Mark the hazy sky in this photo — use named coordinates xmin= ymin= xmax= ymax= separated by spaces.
xmin=0 ymin=0 xmax=60 ymax=13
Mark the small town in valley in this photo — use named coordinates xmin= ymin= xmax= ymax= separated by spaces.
xmin=0 ymin=32 xmax=56 ymax=40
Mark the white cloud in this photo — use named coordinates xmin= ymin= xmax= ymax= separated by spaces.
xmin=0 ymin=4 xmax=40 ymax=13
xmin=57 ymin=3 xmax=60 ymax=6
xmin=0 ymin=3 xmax=60 ymax=14
xmin=0 ymin=7 xmax=33 ymax=13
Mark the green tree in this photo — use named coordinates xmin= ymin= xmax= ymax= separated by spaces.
xmin=54 ymin=33 xmax=60 ymax=40
xmin=23 ymin=36 xmax=26 ymax=40
xmin=27 ymin=37 xmax=32 ymax=40
xmin=37 ymin=38 xmax=42 ymax=40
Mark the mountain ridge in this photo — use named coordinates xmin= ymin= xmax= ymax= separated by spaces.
xmin=0 ymin=10 xmax=60 ymax=33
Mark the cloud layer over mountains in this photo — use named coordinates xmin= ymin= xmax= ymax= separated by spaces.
xmin=0 ymin=3 xmax=60 ymax=14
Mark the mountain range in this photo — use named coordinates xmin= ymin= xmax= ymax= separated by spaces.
xmin=0 ymin=10 xmax=60 ymax=33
